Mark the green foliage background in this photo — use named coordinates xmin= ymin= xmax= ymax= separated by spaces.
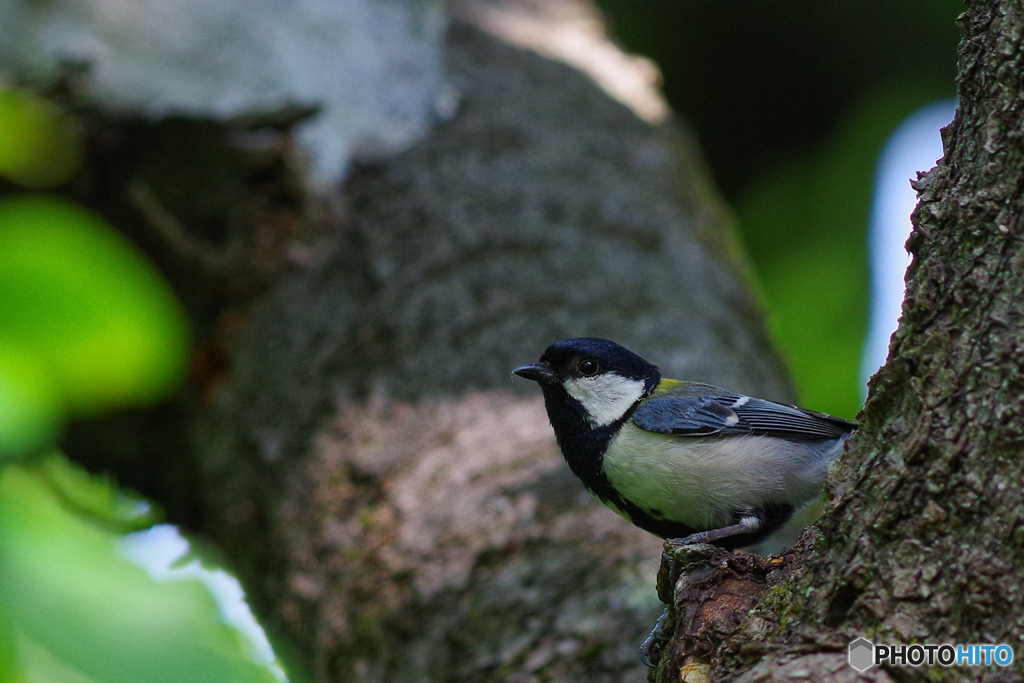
xmin=597 ymin=0 xmax=962 ymax=419
xmin=737 ymin=86 xmax=954 ymax=419
xmin=0 ymin=90 xmax=282 ymax=683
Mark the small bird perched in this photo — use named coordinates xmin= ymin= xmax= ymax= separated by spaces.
xmin=512 ymin=338 xmax=856 ymax=550
xmin=514 ymin=338 xmax=856 ymax=666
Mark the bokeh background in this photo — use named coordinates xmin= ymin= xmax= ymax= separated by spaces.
xmin=0 ymin=1 xmax=963 ymax=680
xmin=594 ymin=0 xmax=961 ymax=418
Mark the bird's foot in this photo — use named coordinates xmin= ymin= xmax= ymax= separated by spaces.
xmin=639 ymin=607 xmax=670 ymax=668
xmin=667 ymin=513 xmax=764 ymax=548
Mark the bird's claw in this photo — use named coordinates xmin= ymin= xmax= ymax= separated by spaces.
xmin=639 ymin=607 xmax=671 ymax=667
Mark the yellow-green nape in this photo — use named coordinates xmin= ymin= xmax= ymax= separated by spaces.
xmin=653 ymin=378 xmax=686 ymax=395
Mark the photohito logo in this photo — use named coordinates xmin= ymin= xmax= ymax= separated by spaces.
xmin=848 ymin=638 xmax=1014 ymax=671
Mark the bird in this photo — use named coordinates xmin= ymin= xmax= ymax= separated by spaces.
xmin=512 ymin=338 xmax=856 ymax=550
xmin=513 ymin=338 xmax=857 ymax=666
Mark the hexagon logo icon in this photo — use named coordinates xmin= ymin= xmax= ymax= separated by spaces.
xmin=849 ymin=638 xmax=875 ymax=671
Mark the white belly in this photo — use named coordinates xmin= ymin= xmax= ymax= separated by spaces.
xmin=601 ymin=422 xmax=835 ymax=530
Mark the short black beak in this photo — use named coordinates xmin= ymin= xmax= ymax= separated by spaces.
xmin=512 ymin=361 xmax=557 ymax=385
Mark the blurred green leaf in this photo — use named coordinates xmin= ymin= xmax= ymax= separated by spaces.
xmin=0 ymin=196 xmax=189 ymax=437
xmin=0 ymin=343 xmax=62 ymax=459
xmin=737 ymin=86 xmax=949 ymax=419
xmin=34 ymin=453 xmax=159 ymax=533
xmin=0 ymin=462 xmax=282 ymax=683
xmin=0 ymin=90 xmax=83 ymax=188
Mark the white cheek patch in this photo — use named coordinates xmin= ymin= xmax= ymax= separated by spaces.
xmin=563 ymin=374 xmax=647 ymax=427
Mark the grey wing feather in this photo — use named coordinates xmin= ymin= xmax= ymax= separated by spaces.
xmin=632 ymin=395 xmax=738 ymax=436
xmin=633 ymin=391 xmax=856 ymax=440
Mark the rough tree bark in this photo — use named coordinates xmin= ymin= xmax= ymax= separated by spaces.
xmin=650 ymin=2 xmax=1024 ymax=681
xmin=186 ymin=21 xmax=794 ymax=682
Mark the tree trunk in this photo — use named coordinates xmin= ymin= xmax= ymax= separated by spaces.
xmin=652 ymin=2 xmax=1024 ymax=681
xmin=189 ymin=17 xmax=801 ymax=680
xmin=174 ymin=16 xmax=800 ymax=681
xmin=33 ymin=6 xmax=801 ymax=681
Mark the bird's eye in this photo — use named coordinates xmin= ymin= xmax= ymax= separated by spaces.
xmin=578 ymin=359 xmax=600 ymax=377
